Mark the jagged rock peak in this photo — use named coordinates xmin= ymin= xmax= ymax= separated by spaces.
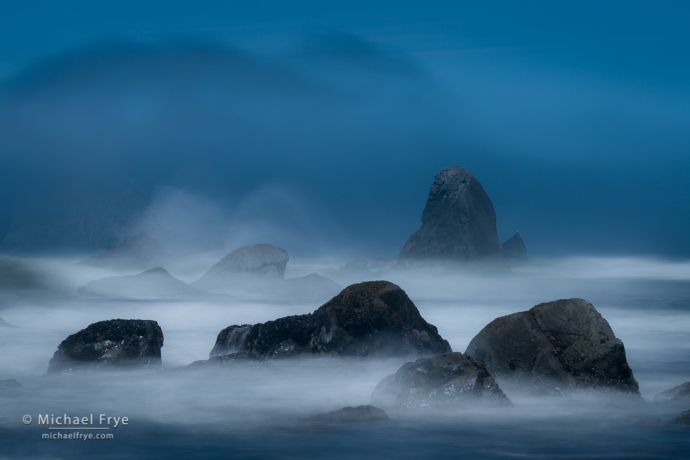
xmin=399 ymin=166 xmax=503 ymax=262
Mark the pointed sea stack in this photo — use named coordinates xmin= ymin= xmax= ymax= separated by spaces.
xmin=399 ymin=167 xmax=503 ymax=263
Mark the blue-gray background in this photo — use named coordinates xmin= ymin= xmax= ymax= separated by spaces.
xmin=0 ymin=1 xmax=688 ymax=258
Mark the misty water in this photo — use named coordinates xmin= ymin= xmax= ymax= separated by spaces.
xmin=1 ymin=255 xmax=689 ymax=458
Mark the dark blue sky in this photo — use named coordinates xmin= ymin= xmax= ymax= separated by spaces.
xmin=0 ymin=1 xmax=688 ymax=257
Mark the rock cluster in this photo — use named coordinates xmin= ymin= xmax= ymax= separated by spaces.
xmin=465 ymin=298 xmax=639 ymax=395
xmin=370 ymin=352 xmax=511 ymax=411
xmin=210 ymin=281 xmax=451 ymax=359
xmin=48 ymin=319 xmax=164 ymax=373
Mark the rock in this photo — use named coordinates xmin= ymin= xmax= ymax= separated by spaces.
xmin=0 ymin=317 xmax=19 ymax=328
xmin=465 ymin=298 xmax=639 ymax=395
xmin=370 ymin=352 xmax=511 ymax=411
xmin=339 ymin=259 xmax=370 ymax=272
xmin=398 ymin=167 xmax=503 ymax=262
xmin=0 ymin=378 xmax=23 ymax=388
xmin=80 ymin=232 xmax=168 ymax=270
xmin=303 ymin=405 xmax=389 ymax=425
xmin=47 ymin=319 xmax=164 ymax=374
xmin=78 ymin=267 xmax=212 ymax=299
xmin=192 ymin=244 xmax=289 ymax=290
xmin=653 ymin=382 xmax=690 ymax=405
xmin=502 ymin=232 xmax=527 ymax=261
xmin=210 ymin=280 xmax=451 ymax=359
xmin=676 ymin=410 xmax=690 ymax=425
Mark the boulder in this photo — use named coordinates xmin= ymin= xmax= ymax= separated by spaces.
xmin=370 ymin=352 xmax=511 ymax=411
xmin=303 ymin=405 xmax=389 ymax=425
xmin=653 ymin=382 xmax=690 ymax=405
xmin=80 ymin=232 xmax=168 ymax=270
xmin=398 ymin=167 xmax=503 ymax=262
xmin=192 ymin=244 xmax=289 ymax=290
xmin=78 ymin=267 xmax=211 ymax=299
xmin=676 ymin=410 xmax=690 ymax=425
xmin=465 ymin=298 xmax=639 ymax=395
xmin=47 ymin=319 xmax=164 ymax=374
xmin=502 ymin=232 xmax=527 ymax=261
xmin=210 ymin=281 xmax=451 ymax=359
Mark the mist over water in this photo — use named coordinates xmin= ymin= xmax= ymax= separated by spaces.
xmin=1 ymin=255 xmax=689 ymax=458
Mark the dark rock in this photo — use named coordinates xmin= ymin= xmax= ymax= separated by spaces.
xmin=210 ymin=281 xmax=451 ymax=359
xmin=78 ymin=267 xmax=212 ymax=299
xmin=465 ymin=298 xmax=639 ymax=395
xmin=47 ymin=319 xmax=164 ymax=374
xmin=0 ymin=378 xmax=23 ymax=388
xmin=371 ymin=352 xmax=511 ymax=411
xmin=0 ymin=317 xmax=19 ymax=328
xmin=653 ymin=382 xmax=690 ymax=405
xmin=80 ymin=232 xmax=168 ymax=270
xmin=303 ymin=405 xmax=389 ymax=425
xmin=676 ymin=410 xmax=690 ymax=425
xmin=193 ymin=244 xmax=289 ymax=290
xmin=339 ymin=259 xmax=370 ymax=272
xmin=398 ymin=167 xmax=503 ymax=262
xmin=502 ymin=232 xmax=527 ymax=261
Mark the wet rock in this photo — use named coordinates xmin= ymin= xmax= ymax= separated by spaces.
xmin=676 ymin=410 xmax=690 ymax=425
xmin=47 ymin=319 xmax=164 ymax=374
xmin=653 ymin=382 xmax=690 ymax=405
xmin=192 ymin=244 xmax=289 ymax=290
xmin=398 ymin=166 xmax=503 ymax=263
xmin=502 ymin=232 xmax=527 ymax=261
xmin=0 ymin=317 xmax=19 ymax=328
xmin=465 ymin=298 xmax=639 ymax=395
xmin=303 ymin=405 xmax=389 ymax=425
xmin=210 ymin=281 xmax=451 ymax=359
xmin=78 ymin=267 xmax=212 ymax=300
xmin=371 ymin=352 xmax=511 ymax=411
xmin=80 ymin=232 xmax=168 ymax=270
xmin=0 ymin=378 xmax=23 ymax=388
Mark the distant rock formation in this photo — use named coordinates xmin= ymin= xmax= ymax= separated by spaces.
xmin=303 ymin=405 xmax=389 ymax=425
xmin=78 ymin=267 xmax=212 ymax=300
xmin=0 ymin=317 xmax=19 ymax=328
xmin=371 ymin=352 xmax=511 ymax=411
xmin=653 ymin=382 xmax=690 ymax=405
xmin=0 ymin=378 xmax=23 ymax=388
xmin=502 ymin=232 xmax=527 ymax=261
xmin=80 ymin=232 xmax=168 ymax=270
xmin=676 ymin=410 xmax=690 ymax=424
xmin=399 ymin=167 xmax=504 ymax=262
xmin=47 ymin=319 xmax=164 ymax=374
xmin=339 ymin=259 xmax=370 ymax=272
xmin=370 ymin=258 xmax=394 ymax=271
xmin=465 ymin=298 xmax=639 ymax=395
xmin=192 ymin=244 xmax=289 ymax=290
xmin=284 ymin=273 xmax=342 ymax=300
xmin=210 ymin=281 xmax=451 ymax=359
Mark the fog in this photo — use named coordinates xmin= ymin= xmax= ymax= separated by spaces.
xmin=1 ymin=254 xmax=689 ymax=457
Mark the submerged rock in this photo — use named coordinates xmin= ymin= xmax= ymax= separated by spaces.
xmin=47 ymin=319 xmax=164 ymax=374
xmin=78 ymin=267 xmax=211 ymax=299
xmin=80 ymin=232 xmax=168 ymax=270
xmin=465 ymin=298 xmax=639 ymax=395
xmin=653 ymin=382 xmax=690 ymax=405
xmin=398 ymin=166 xmax=503 ymax=263
xmin=303 ymin=405 xmax=389 ymax=425
xmin=501 ymin=232 xmax=527 ymax=261
xmin=210 ymin=281 xmax=451 ymax=359
xmin=371 ymin=352 xmax=511 ymax=411
xmin=193 ymin=244 xmax=289 ymax=290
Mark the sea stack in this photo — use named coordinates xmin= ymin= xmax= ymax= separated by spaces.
xmin=398 ymin=166 xmax=504 ymax=263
